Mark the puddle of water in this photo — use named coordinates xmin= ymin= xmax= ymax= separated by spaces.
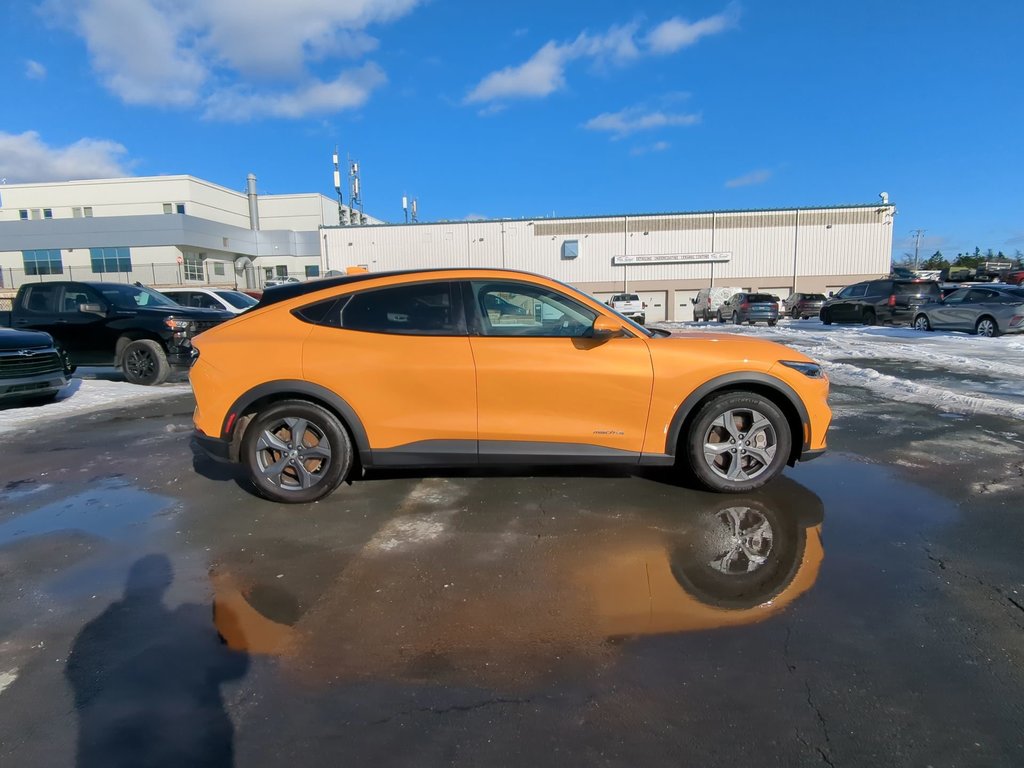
xmin=0 ymin=479 xmax=176 ymax=546
xmin=0 ymin=479 xmax=52 ymax=503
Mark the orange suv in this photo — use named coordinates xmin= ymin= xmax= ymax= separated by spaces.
xmin=190 ymin=269 xmax=831 ymax=503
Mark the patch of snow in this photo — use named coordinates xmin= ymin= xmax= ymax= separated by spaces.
xmin=0 ymin=669 xmax=17 ymax=696
xmin=0 ymin=378 xmax=191 ymax=436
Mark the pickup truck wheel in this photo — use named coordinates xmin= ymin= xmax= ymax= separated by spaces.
xmin=122 ymin=339 xmax=170 ymax=386
xmin=685 ymin=393 xmax=791 ymax=493
xmin=242 ymin=400 xmax=352 ymax=504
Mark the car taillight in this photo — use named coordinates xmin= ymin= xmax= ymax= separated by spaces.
xmin=1010 ymin=314 xmax=1024 ymax=328
xmin=888 ymin=295 xmax=896 ymax=307
xmin=740 ymin=302 xmax=750 ymax=310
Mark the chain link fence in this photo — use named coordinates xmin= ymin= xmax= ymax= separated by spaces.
xmin=0 ymin=262 xmax=316 ymax=296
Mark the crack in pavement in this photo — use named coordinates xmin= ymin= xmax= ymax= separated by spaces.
xmin=370 ymin=696 xmax=533 ymax=725
xmin=804 ymin=680 xmax=836 ymax=768
xmin=923 ymin=544 xmax=1024 ymax=625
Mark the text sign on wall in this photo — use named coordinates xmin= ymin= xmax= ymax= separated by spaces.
xmin=612 ymin=252 xmax=731 ymax=265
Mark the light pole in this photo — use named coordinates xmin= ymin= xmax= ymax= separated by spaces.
xmin=911 ymin=229 xmax=926 ymax=271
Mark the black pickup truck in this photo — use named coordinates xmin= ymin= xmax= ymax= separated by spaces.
xmin=0 ymin=328 xmax=69 ymax=405
xmin=0 ymin=281 xmax=232 ymax=385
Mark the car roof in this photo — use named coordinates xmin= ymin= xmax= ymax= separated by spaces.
xmin=254 ymin=268 xmax=553 ymax=308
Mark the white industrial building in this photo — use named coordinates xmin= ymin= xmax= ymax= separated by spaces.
xmin=0 ymin=174 xmax=379 ymax=292
xmin=321 ymin=202 xmax=896 ymax=322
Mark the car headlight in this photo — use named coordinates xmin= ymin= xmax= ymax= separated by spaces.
xmin=164 ymin=317 xmax=193 ymax=331
xmin=779 ymin=360 xmax=824 ymax=378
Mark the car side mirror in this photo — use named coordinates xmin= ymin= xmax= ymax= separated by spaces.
xmin=79 ymin=302 xmax=106 ymax=315
xmin=828 ymin=291 xmax=835 ymax=298
xmin=591 ymin=315 xmax=624 ymax=339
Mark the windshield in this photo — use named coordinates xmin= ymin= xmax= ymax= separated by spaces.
xmin=98 ymin=284 xmax=181 ymax=309
xmin=215 ymin=290 xmax=258 ymax=309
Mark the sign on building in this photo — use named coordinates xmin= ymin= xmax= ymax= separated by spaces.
xmin=612 ymin=252 xmax=731 ymax=265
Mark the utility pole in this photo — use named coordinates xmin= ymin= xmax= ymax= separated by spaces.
xmin=910 ymin=229 xmax=926 ymax=271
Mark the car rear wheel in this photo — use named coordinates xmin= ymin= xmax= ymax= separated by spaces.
xmin=791 ymin=307 xmax=800 ymax=319
xmin=732 ymin=312 xmax=740 ymax=325
xmin=242 ymin=399 xmax=353 ymax=503
xmin=976 ymin=316 xmax=1000 ymax=338
xmin=862 ymin=308 xmax=876 ymax=326
xmin=913 ymin=314 xmax=931 ymax=332
xmin=122 ymin=339 xmax=170 ymax=386
xmin=685 ymin=393 xmax=792 ymax=493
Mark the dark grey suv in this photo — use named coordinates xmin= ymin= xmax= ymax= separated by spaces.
xmin=821 ymin=279 xmax=940 ymax=326
xmin=716 ymin=293 xmax=780 ymax=326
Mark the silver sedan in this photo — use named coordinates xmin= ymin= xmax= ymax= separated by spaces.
xmin=913 ymin=286 xmax=1024 ymax=337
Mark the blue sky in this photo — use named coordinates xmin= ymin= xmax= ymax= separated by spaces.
xmin=2 ymin=1 xmax=1022 ymax=259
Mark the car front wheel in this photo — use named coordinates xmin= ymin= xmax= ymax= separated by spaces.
xmin=821 ymin=309 xmax=832 ymax=326
xmin=685 ymin=393 xmax=792 ymax=493
xmin=241 ymin=400 xmax=353 ymax=503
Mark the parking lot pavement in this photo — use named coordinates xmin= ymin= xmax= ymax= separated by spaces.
xmin=1 ymin=331 xmax=1024 ymax=766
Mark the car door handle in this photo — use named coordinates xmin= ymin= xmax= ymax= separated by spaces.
xmin=54 ymin=319 xmax=68 ymax=324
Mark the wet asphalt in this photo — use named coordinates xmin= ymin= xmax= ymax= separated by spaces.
xmin=1 ymin=382 xmax=1023 ymax=767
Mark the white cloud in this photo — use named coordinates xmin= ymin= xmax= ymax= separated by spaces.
xmin=25 ymin=60 xmax=47 ymax=80
xmin=467 ymin=8 xmax=736 ymax=106
xmin=465 ymin=40 xmax=575 ymax=103
xmin=630 ymin=141 xmax=671 ymax=156
xmin=585 ymin=107 xmax=701 ymax=138
xmin=0 ymin=131 xmax=130 ymax=182
xmin=724 ymin=168 xmax=773 ymax=188
xmin=203 ymin=64 xmax=386 ymax=121
xmin=646 ymin=3 xmax=741 ymax=55
xmin=47 ymin=0 xmax=422 ymax=117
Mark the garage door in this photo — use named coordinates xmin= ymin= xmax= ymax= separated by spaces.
xmin=760 ymin=287 xmax=792 ymax=301
xmin=637 ymin=291 xmax=667 ymax=323
xmin=673 ymin=289 xmax=699 ymax=322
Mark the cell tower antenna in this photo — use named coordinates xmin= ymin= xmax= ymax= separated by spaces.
xmin=332 ymin=147 xmax=348 ymax=226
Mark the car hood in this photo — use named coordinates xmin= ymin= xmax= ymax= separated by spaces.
xmin=657 ymin=331 xmax=815 ymax=364
xmin=117 ymin=306 xmax=234 ymax=321
xmin=0 ymin=328 xmax=55 ymax=351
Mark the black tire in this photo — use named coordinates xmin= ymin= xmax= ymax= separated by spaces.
xmin=684 ymin=392 xmax=792 ymax=493
xmin=121 ymin=339 xmax=170 ymax=386
xmin=913 ymin=314 xmax=931 ymax=332
xmin=791 ymin=308 xmax=800 ymax=320
xmin=975 ymin=316 xmax=1000 ymax=337
xmin=54 ymin=344 xmax=76 ymax=376
xmin=717 ymin=311 xmax=725 ymax=323
xmin=241 ymin=399 xmax=353 ymax=504
xmin=821 ymin=309 xmax=832 ymax=326
xmin=732 ymin=312 xmax=740 ymax=325
xmin=862 ymin=308 xmax=876 ymax=326
xmin=767 ymin=320 xmax=777 ymax=327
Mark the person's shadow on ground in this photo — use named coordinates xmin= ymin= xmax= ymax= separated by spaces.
xmin=65 ymin=555 xmax=249 ymax=767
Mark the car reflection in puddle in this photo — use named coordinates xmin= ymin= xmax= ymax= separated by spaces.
xmin=211 ymin=476 xmax=823 ymax=687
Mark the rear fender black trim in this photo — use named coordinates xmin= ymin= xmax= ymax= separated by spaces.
xmin=223 ymin=380 xmax=371 ymax=458
xmin=664 ymin=373 xmax=811 ymax=458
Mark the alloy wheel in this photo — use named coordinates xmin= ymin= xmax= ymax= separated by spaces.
xmin=702 ymin=408 xmax=778 ymax=483
xmin=254 ymin=417 xmax=333 ymax=492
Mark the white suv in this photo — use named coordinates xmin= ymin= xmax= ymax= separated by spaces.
xmin=158 ymin=287 xmax=259 ymax=314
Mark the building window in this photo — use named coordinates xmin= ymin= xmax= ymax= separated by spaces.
xmin=561 ymin=240 xmax=579 ymax=260
xmin=275 ymin=265 xmax=288 ymax=278
xmin=83 ymin=206 xmax=93 ymax=217
xmin=183 ymin=254 xmax=205 ymax=281
xmin=23 ymin=249 xmax=64 ymax=275
xmin=212 ymin=262 xmax=225 ymax=276
xmin=305 ymin=265 xmax=320 ymax=278
xmin=72 ymin=207 xmax=83 ymax=218
xmin=163 ymin=203 xmax=173 ymax=214
xmin=43 ymin=208 xmax=53 ymax=219
xmin=176 ymin=203 xmax=186 ymax=214
xmin=19 ymin=209 xmax=28 ymax=220
xmin=89 ymin=247 xmax=132 ymax=274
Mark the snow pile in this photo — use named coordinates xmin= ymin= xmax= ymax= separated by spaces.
xmin=663 ymin=319 xmax=1024 ymax=421
xmin=0 ymin=378 xmax=192 ymax=436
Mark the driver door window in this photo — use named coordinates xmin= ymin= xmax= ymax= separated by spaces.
xmin=470 ymin=281 xmax=597 ymax=337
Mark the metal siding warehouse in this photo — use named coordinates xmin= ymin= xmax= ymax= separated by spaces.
xmin=321 ymin=203 xmax=895 ymax=322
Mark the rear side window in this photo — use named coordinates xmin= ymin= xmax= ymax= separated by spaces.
xmin=341 ymin=282 xmax=463 ymax=335
xmin=21 ymin=284 xmax=60 ymax=313
xmin=895 ymin=281 xmax=940 ymax=298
